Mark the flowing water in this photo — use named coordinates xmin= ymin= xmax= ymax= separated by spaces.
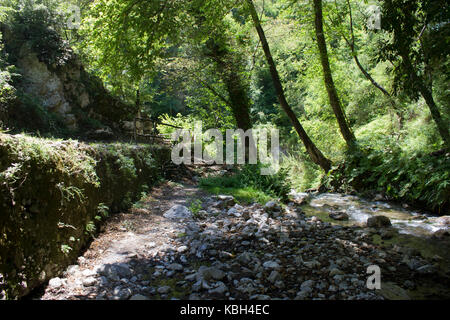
xmin=290 ymin=191 xmax=449 ymax=237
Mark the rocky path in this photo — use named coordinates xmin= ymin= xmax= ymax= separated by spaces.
xmin=38 ymin=181 xmax=450 ymax=300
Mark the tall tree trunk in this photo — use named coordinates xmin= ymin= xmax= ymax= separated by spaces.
xmin=246 ymin=0 xmax=332 ymax=172
xmin=419 ymin=83 xmax=450 ymax=148
xmin=401 ymin=53 xmax=450 ymax=147
xmin=313 ymin=0 xmax=356 ymax=146
xmin=340 ymin=0 xmax=403 ymax=129
xmin=206 ymin=39 xmax=252 ymax=131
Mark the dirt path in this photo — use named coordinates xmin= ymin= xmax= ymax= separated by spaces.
xmin=37 ymin=177 xmax=450 ymax=300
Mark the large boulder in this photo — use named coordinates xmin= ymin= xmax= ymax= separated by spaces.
xmin=366 ymin=215 xmax=391 ymax=228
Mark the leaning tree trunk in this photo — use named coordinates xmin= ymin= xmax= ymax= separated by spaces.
xmin=401 ymin=53 xmax=450 ymax=148
xmin=246 ymin=0 xmax=332 ymax=172
xmin=313 ymin=0 xmax=356 ymax=146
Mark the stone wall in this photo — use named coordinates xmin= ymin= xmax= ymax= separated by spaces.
xmin=0 ymin=133 xmax=171 ymax=299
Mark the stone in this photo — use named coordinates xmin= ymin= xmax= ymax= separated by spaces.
xmin=157 ymin=286 xmax=171 ymax=294
xmin=177 ymin=246 xmax=188 ymax=253
xmin=196 ymin=266 xmax=226 ymax=281
xmin=113 ymin=287 xmax=132 ymax=300
xmin=435 ymin=216 xmax=450 ymax=226
xmin=416 ymin=264 xmax=436 ymax=274
xmin=82 ymin=277 xmax=97 ymax=287
xmin=329 ymin=211 xmax=349 ymax=221
xmin=168 ymin=263 xmax=184 ymax=272
xmin=379 ymin=282 xmax=410 ymax=300
xmin=130 ymin=294 xmax=150 ymax=300
xmin=329 ymin=268 xmax=344 ymax=276
xmin=264 ymin=201 xmax=281 ymax=213
xmin=227 ymin=207 xmax=242 ymax=217
xmin=268 ymin=270 xmax=281 ymax=283
xmin=209 ymin=282 xmax=228 ymax=297
xmin=48 ymin=277 xmax=63 ymax=289
xmin=366 ymin=215 xmax=391 ymax=228
xmin=163 ymin=205 xmax=192 ymax=220
xmin=380 ymin=228 xmax=397 ymax=240
xmin=262 ymin=261 xmax=280 ymax=270
xmin=215 ymin=195 xmax=235 ymax=208
xmin=432 ymin=229 xmax=450 ymax=239
xmin=236 ymin=252 xmax=253 ymax=265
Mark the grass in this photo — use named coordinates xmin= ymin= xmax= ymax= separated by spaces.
xmin=200 ymin=184 xmax=274 ymax=205
xmin=198 ymin=164 xmax=288 ymax=205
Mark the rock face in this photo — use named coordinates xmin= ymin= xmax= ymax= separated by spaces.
xmin=366 ymin=215 xmax=391 ymax=228
xmin=1 ymin=25 xmax=134 ymax=134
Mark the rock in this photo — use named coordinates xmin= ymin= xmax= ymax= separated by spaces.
xmin=434 ymin=216 xmax=450 ymax=226
xmin=82 ymin=269 xmax=96 ymax=277
xmin=157 ymin=286 xmax=171 ymax=294
xmin=267 ymin=270 xmax=281 ymax=283
xmin=163 ymin=205 xmax=192 ymax=220
xmin=98 ymin=263 xmax=132 ymax=279
xmin=432 ymin=229 xmax=450 ymax=239
xmin=113 ymin=287 xmax=132 ymax=300
xmin=262 ymin=261 xmax=280 ymax=270
xmin=405 ymin=258 xmax=423 ymax=271
xmin=214 ymin=195 xmax=235 ymax=208
xmin=379 ymin=282 xmax=410 ymax=300
xmin=416 ymin=264 xmax=436 ymax=274
xmin=236 ymin=252 xmax=253 ymax=265
xmin=301 ymin=280 xmax=314 ymax=290
xmin=87 ymin=127 xmax=115 ymax=141
xmin=177 ymin=246 xmax=188 ymax=253
xmin=366 ymin=215 xmax=391 ymax=228
xmin=227 ymin=207 xmax=242 ymax=217
xmin=250 ymin=294 xmax=271 ymax=300
xmin=410 ymin=215 xmax=428 ymax=221
xmin=196 ymin=266 xmax=225 ymax=281
xmin=208 ymin=282 xmax=228 ymax=298
xmin=303 ymin=260 xmax=321 ymax=269
xmin=329 ymin=268 xmax=344 ymax=276
xmin=167 ymin=263 xmax=184 ymax=272
xmin=329 ymin=211 xmax=349 ymax=221
xmin=380 ymin=228 xmax=397 ymax=240
xmin=130 ymin=294 xmax=150 ymax=300
xmin=48 ymin=277 xmax=63 ymax=289
xmin=264 ymin=201 xmax=281 ymax=213
xmin=82 ymin=277 xmax=97 ymax=287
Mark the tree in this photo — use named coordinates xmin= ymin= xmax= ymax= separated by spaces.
xmin=246 ymin=0 xmax=332 ymax=172
xmin=312 ymin=0 xmax=356 ymax=146
xmin=378 ymin=0 xmax=450 ymax=147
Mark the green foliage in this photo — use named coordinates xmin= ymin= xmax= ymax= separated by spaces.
xmin=188 ymin=198 xmax=204 ymax=218
xmin=200 ymin=163 xmax=290 ymax=204
xmin=324 ymin=146 xmax=450 ymax=213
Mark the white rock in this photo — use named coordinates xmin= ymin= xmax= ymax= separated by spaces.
xmin=48 ymin=277 xmax=63 ymax=289
xmin=163 ymin=205 xmax=192 ymax=220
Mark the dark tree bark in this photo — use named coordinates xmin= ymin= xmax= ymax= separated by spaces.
xmin=246 ymin=0 xmax=332 ymax=172
xmin=337 ymin=0 xmax=403 ymax=129
xmin=400 ymin=52 xmax=450 ymax=148
xmin=206 ymin=39 xmax=252 ymax=132
xmin=313 ymin=0 xmax=356 ymax=146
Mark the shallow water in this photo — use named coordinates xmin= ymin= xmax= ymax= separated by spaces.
xmin=290 ymin=191 xmax=449 ymax=237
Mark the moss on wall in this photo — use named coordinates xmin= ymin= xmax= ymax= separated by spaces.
xmin=0 ymin=133 xmax=171 ymax=299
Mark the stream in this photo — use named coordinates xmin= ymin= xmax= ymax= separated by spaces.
xmin=290 ymin=191 xmax=449 ymax=237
